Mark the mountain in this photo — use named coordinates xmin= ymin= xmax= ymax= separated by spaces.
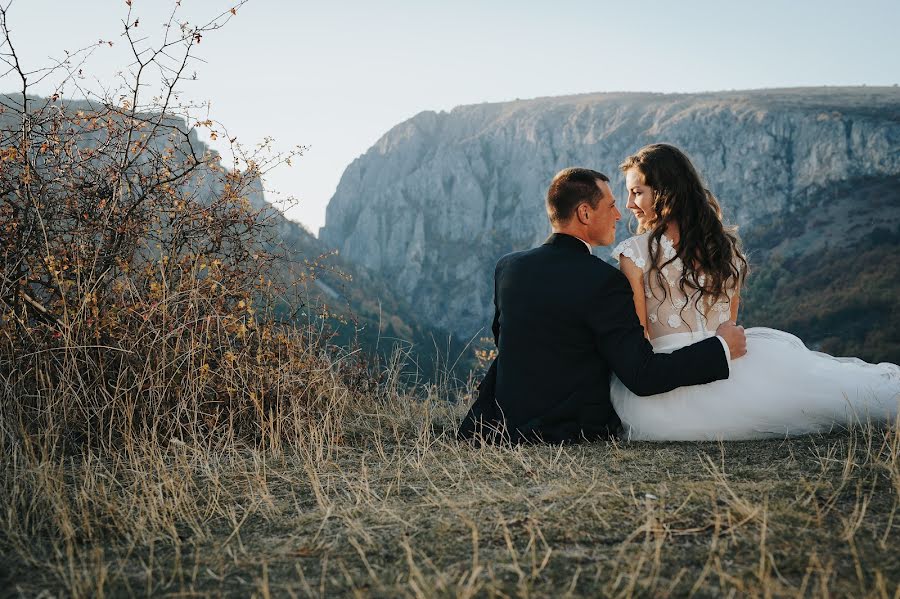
xmin=319 ymin=87 xmax=900 ymax=363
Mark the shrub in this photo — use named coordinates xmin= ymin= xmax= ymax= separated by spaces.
xmin=0 ymin=1 xmax=347 ymax=452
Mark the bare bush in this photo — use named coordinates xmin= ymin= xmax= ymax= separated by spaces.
xmin=0 ymin=1 xmax=343 ymax=451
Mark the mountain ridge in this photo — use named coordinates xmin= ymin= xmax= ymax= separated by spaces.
xmin=319 ymin=86 xmax=900 ymax=362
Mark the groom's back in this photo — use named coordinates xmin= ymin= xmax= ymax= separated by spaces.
xmin=493 ymin=238 xmax=621 ymax=442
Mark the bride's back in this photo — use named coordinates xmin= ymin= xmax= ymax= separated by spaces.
xmin=613 ymin=232 xmax=736 ymax=340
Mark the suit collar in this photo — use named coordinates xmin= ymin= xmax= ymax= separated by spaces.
xmin=544 ymin=232 xmax=592 ymax=254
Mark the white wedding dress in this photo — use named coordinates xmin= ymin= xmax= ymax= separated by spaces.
xmin=610 ymin=232 xmax=900 ymax=441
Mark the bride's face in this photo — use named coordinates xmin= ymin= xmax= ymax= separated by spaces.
xmin=625 ymin=169 xmax=655 ymax=229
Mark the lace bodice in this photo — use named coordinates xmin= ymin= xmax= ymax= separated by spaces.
xmin=612 ymin=233 xmax=735 ymax=340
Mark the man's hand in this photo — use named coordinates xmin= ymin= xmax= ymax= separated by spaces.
xmin=716 ymin=320 xmax=747 ymax=359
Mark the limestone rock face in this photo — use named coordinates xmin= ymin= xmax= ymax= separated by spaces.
xmin=320 ymin=88 xmax=900 ymax=338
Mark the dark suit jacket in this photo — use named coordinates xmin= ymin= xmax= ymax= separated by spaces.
xmin=458 ymin=233 xmax=729 ymax=444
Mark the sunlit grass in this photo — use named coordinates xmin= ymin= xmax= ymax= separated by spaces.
xmin=2 ymin=361 xmax=898 ymax=597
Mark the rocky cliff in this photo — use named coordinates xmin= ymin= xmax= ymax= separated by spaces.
xmin=320 ymin=88 xmax=900 ymax=353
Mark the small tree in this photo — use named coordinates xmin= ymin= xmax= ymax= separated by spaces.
xmin=0 ymin=1 xmax=335 ymax=450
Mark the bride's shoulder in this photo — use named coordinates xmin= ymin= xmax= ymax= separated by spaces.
xmin=611 ymin=232 xmax=651 ymax=271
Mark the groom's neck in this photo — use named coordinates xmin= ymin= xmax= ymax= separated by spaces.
xmin=552 ymin=227 xmax=593 ymax=251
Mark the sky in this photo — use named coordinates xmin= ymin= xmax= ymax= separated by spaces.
xmin=3 ymin=0 xmax=899 ymax=234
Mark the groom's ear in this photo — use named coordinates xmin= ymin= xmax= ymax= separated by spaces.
xmin=575 ymin=203 xmax=590 ymax=224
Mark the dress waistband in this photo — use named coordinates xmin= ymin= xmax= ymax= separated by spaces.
xmin=650 ymin=331 xmax=716 ymax=353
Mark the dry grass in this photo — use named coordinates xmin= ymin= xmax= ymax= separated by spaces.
xmin=1 ymin=363 xmax=898 ymax=598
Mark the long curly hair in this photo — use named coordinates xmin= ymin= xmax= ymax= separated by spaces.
xmin=619 ymin=143 xmax=748 ymax=311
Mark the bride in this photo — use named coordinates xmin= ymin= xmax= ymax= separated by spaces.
xmin=610 ymin=143 xmax=899 ymax=440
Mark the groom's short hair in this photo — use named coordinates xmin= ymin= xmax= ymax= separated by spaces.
xmin=546 ymin=168 xmax=610 ymax=224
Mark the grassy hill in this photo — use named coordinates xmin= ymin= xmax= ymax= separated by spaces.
xmin=2 ymin=388 xmax=898 ymax=596
xmin=1 ymin=89 xmax=896 ymax=598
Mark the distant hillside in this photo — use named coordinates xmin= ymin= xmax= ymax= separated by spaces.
xmin=319 ymin=87 xmax=900 ymax=363
xmin=267 ymin=215 xmax=475 ymax=379
xmin=2 ymin=94 xmax=471 ymax=380
xmin=740 ymin=175 xmax=900 ymax=362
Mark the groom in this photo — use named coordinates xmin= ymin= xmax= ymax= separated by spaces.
xmin=458 ymin=167 xmax=746 ymax=444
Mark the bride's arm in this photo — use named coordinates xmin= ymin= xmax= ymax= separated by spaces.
xmin=729 ymin=279 xmax=742 ymax=322
xmin=618 ymin=256 xmax=649 ymax=338
xmin=730 ymin=293 xmax=741 ymax=322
